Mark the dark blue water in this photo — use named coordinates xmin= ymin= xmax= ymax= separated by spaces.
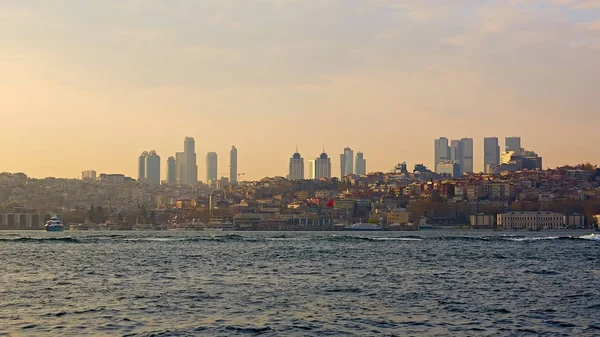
xmin=1 ymin=231 xmax=599 ymax=336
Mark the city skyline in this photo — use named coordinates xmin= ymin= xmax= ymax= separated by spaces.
xmin=2 ymin=1 xmax=599 ymax=179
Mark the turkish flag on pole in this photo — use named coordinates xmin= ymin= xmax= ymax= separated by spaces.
xmin=326 ymin=199 xmax=334 ymax=208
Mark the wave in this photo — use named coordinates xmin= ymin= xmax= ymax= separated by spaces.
xmin=0 ymin=237 xmax=79 ymax=243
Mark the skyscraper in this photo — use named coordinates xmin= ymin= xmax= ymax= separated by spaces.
xmin=183 ymin=137 xmax=198 ymax=185
xmin=308 ymin=160 xmax=316 ymax=180
xmin=289 ymin=150 xmax=304 ymax=181
xmin=145 ymin=150 xmax=161 ymax=185
xmin=230 ymin=146 xmax=238 ymax=184
xmin=448 ymin=138 xmax=473 ymax=174
xmin=434 ymin=137 xmax=450 ymax=173
xmin=166 ymin=156 xmax=177 ymax=185
xmin=340 ymin=147 xmax=354 ymax=177
xmin=460 ymin=138 xmax=474 ymax=174
xmin=138 ymin=151 xmax=148 ymax=181
xmin=355 ymin=152 xmax=366 ymax=175
xmin=505 ymin=137 xmax=521 ymax=152
xmin=484 ymin=137 xmax=500 ymax=173
xmin=450 ymin=140 xmax=462 ymax=162
xmin=315 ymin=151 xmax=331 ymax=179
xmin=175 ymin=152 xmax=185 ymax=185
xmin=206 ymin=152 xmax=218 ymax=187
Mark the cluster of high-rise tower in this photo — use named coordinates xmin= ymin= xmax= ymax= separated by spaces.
xmin=434 ymin=136 xmax=540 ymax=176
xmin=288 ymin=147 xmax=366 ymax=180
xmin=137 ymin=138 xmax=238 ymax=186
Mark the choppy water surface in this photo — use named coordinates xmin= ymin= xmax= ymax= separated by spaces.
xmin=1 ymin=231 xmax=599 ymax=336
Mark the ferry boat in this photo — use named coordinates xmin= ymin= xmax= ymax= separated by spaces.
xmin=204 ymin=220 xmax=235 ymax=231
xmin=45 ymin=216 xmax=65 ymax=232
xmin=343 ymin=223 xmax=384 ymax=231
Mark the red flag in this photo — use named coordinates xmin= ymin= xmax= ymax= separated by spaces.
xmin=326 ymin=199 xmax=334 ymax=208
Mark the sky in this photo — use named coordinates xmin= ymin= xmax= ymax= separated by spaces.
xmin=1 ymin=0 xmax=599 ymax=181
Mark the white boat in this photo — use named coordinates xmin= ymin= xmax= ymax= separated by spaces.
xmin=343 ymin=223 xmax=384 ymax=231
xmin=45 ymin=216 xmax=65 ymax=232
xmin=204 ymin=220 xmax=235 ymax=231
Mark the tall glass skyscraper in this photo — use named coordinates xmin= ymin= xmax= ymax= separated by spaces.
xmin=505 ymin=137 xmax=521 ymax=152
xmin=315 ymin=151 xmax=331 ymax=179
xmin=484 ymin=137 xmax=500 ymax=173
xmin=289 ymin=150 xmax=304 ymax=181
xmin=138 ymin=151 xmax=148 ymax=181
xmin=206 ymin=152 xmax=218 ymax=187
xmin=355 ymin=152 xmax=366 ymax=175
xmin=434 ymin=137 xmax=449 ymax=173
xmin=183 ymin=137 xmax=198 ymax=185
xmin=340 ymin=147 xmax=354 ymax=177
xmin=145 ymin=150 xmax=161 ymax=185
xmin=166 ymin=156 xmax=177 ymax=185
xmin=230 ymin=146 xmax=238 ymax=184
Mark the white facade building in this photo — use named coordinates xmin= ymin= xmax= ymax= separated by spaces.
xmin=497 ymin=211 xmax=566 ymax=230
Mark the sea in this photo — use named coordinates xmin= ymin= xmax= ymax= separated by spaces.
xmin=1 ymin=230 xmax=599 ymax=336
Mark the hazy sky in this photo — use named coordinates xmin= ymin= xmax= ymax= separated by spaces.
xmin=1 ymin=0 xmax=599 ymax=180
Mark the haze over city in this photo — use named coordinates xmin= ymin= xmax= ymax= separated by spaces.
xmin=1 ymin=0 xmax=599 ymax=180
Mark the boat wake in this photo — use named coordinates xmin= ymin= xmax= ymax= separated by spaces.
xmin=0 ymin=233 xmax=598 ymax=244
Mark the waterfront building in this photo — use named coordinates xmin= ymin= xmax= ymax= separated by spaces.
xmin=355 ymin=152 xmax=366 ymax=175
xmin=183 ymin=137 xmax=198 ymax=185
xmin=434 ymin=137 xmax=450 ymax=173
xmin=289 ymin=150 xmax=304 ymax=181
xmin=145 ymin=150 xmax=161 ymax=185
xmin=470 ymin=214 xmax=496 ymax=229
xmin=138 ymin=151 xmax=148 ymax=181
xmin=484 ymin=137 xmax=500 ymax=173
xmin=340 ymin=147 xmax=354 ymax=177
xmin=315 ymin=151 xmax=332 ymax=179
xmin=230 ymin=146 xmax=238 ymax=184
xmin=497 ymin=211 xmax=565 ymax=230
xmin=166 ymin=157 xmax=177 ymax=185
xmin=505 ymin=137 xmax=521 ymax=152
xmin=206 ymin=152 xmax=218 ymax=187
xmin=81 ymin=170 xmax=97 ymax=181
xmin=387 ymin=208 xmax=410 ymax=224
xmin=0 ymin=207 xmax=51 ymax=230
xmin=437 ymin=161 xmax=461 ymax=178
xmin=308 ymin=160 xmax=316 ymax=180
